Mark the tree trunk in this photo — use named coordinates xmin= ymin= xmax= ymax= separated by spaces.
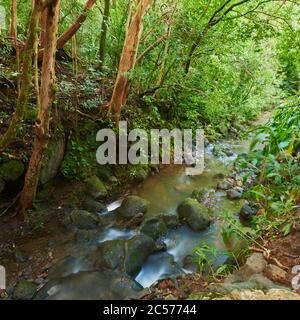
xmin=108 ymin=0 xmax=151 ymax=123
xmin=98 ymin=0 xmax=110 ymax=72
xmin=0 ymin=0 xmax=41 ymax=152
xmin=19 ymin=0 xmax=60 ymax=219
xmin=56 ymin=0 xmax=96 ymax=50
xmin=40 ymin=8 xmax=47 ymax=48
xmin=10 ymin=0 xmax=17 ymax=41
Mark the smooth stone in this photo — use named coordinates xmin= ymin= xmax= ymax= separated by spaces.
xmin=227 ymin=188 xmax=243 ymax=200
xmin=84 ymin=175 xmax=107 ymax=200
xmin=239 ymin=204 xmax=258 ymax=220
xmin=66 ymin=209 xmax=99 ymax=230
xmin=177 ymin=198 xmax=210 ymax=231
xmin=35 ymin=270 xmax=142 ymax=300
xmin=117 ymin=195 xmax=149 ymax=219
xmin=217 ymin=180 xmax=232 ymax=190
xmin=140 ymin=218 xmax=168 ymax=240
xmin=82 ymin=198 xmax=106 ymax=213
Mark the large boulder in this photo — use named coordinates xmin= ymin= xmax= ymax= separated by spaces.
xmin=92 ymin=240 xmax=126 ymax=271
xmin=85 ymin=175 xmax=107 ymax=199
xmin=0 ymin=160 xmax=25 ymax=182
xmin=91 ymin=235 xmax=155 ymax=276
xmin=125 ymin=235 xmax=155 ymax=276
xmin=177 ymin=198 xmax=210 ymax=231
xmin=82 ymin=198 xmax=106 ymax=214
xmin=65 ymin=209 xmax=100 ymax=230
xmin=140 ymin=218 xmax=168 ymax=240
xmin=40 ymin=134 xmax=65 ymax=184
xmin=13 ymin=280 xmax=37 ymax=300
xmin=34 ymin=270 xmax=142 ymax=300
xmin=117 ymin=196 xmax=149 ymax=219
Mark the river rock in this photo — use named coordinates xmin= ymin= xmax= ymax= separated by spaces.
xmin=13 ymin=280 xmax=37 ymax=300
xmin=225 ymin=253 xmax=267 ymax=283
xmin=157 ymin=212 xmax=179 ymax=229
xmin=40 ymin=134 xmax=65 ymax=184
xmin=140 ymin=218 xmax=168 ymax=240
xmin=177 ymin=198 xmax=210 ymax=231
xmin=34 ymin=270 xmax=142 ymax=300
xmin=66 ymin=209 xmax=99 ymax=230
xmin=225 ymin=288 xmax=300 ymax=300
xmin=210 ymin=274 xmax=276 ymax=294
xmin=82 ymin=198 xmax=106 ymax=213
xmin=227 ymin=188 xmax=243 ymax=200
xmin=84 ymin=175 xmax=107 ymax=199
xmin=92 ymin=240 xmax=125 ymax=271
xmin=125 ymin=235 xmax=155 ymax=275
xmin=191 ymin=188 xmax=209 ymax=202
xmin=217 ymin=180 xmax=232 ymax=190
xmin=264 ymin=264 xmax=287 ymax=283
xmin=0 ymin=160 xmax=25 ymax=181
xmin=239 ymin=204 xmax=258 ymax=220
xmin=117 ymin=195 xmax=149 ymax=219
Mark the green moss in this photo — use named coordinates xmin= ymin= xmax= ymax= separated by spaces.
xmin=0 ymin=160 xmax=25 ymax=181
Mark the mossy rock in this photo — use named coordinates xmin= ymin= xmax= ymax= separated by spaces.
xmin=140 ymin=218 xmax=168 ymax=240
xmin=125 ymin=235 xmax=155 ymax=276
xmin=117 ymin=195 xmax=149 ymax=219
xmin=92 ymin=240 xmax=126 ymax=271
xmin=0 ymin=160 xmax=25 ymax=182
xmin=65 ymin=209 xmax=100 ymax=230
xmin=12 ymin=280 xmax=37 ymax=300
xmin=85 ymin=175 xmax=108 ymax=199
xmin=177 ymin=198 xmax=211 ymax=231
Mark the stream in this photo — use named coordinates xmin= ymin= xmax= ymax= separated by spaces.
xmin=110 ymin=141 xmax=247 ymax=288
xmin=36 ymin=115 xmax=271 ymax=300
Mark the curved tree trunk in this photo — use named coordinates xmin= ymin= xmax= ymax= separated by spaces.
xmin=0 ymin=0 xmax=41 ymax=152
xmin=108 ymin=0 xmax=151 ymax=123
xmin=56 ymin=0 xmax=96 ymax=50
xmin=19 ymin=0 xmax=61 ymax=219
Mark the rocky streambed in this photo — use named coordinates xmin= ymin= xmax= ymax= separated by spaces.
xmin=10 ymin=137 xmax=261 ymax=300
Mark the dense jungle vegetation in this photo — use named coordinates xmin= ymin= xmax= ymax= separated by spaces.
xmin=0 ymin=0 xmax=299 ymax=301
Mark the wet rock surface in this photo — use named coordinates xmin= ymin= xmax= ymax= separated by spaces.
xmin=117 ymin=195 xmax=149 ymax=219
xmin=35 ymin=270 xmax=142 ymax=300
xmin=177 ymin=198 xmax=211 ymax=231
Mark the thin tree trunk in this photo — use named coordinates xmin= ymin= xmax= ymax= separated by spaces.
xmin=56 ymin=0 xmax=96 ymax=50
xmin=10 ymin=0 xmax=20 ymax=95
xmin=10 ymin=0 xmax=17 ymax=41
xmin=98 ymin=0 xmax=110 ymax=72
xmin=108 ymin=0 xmax=151 ymax=123
xmin=0 ymin=1 xmax=41 ymax=152
xmin=153 ymin=3 xmax=176 ymax=97
xmin=71 ymin=35 xmax=78 ymax=77
xmin=19 ymin=0 xmax=60 ymax=219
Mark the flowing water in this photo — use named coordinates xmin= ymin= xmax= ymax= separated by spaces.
xmin=100 ymin=140 xmax=249 ymax=288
